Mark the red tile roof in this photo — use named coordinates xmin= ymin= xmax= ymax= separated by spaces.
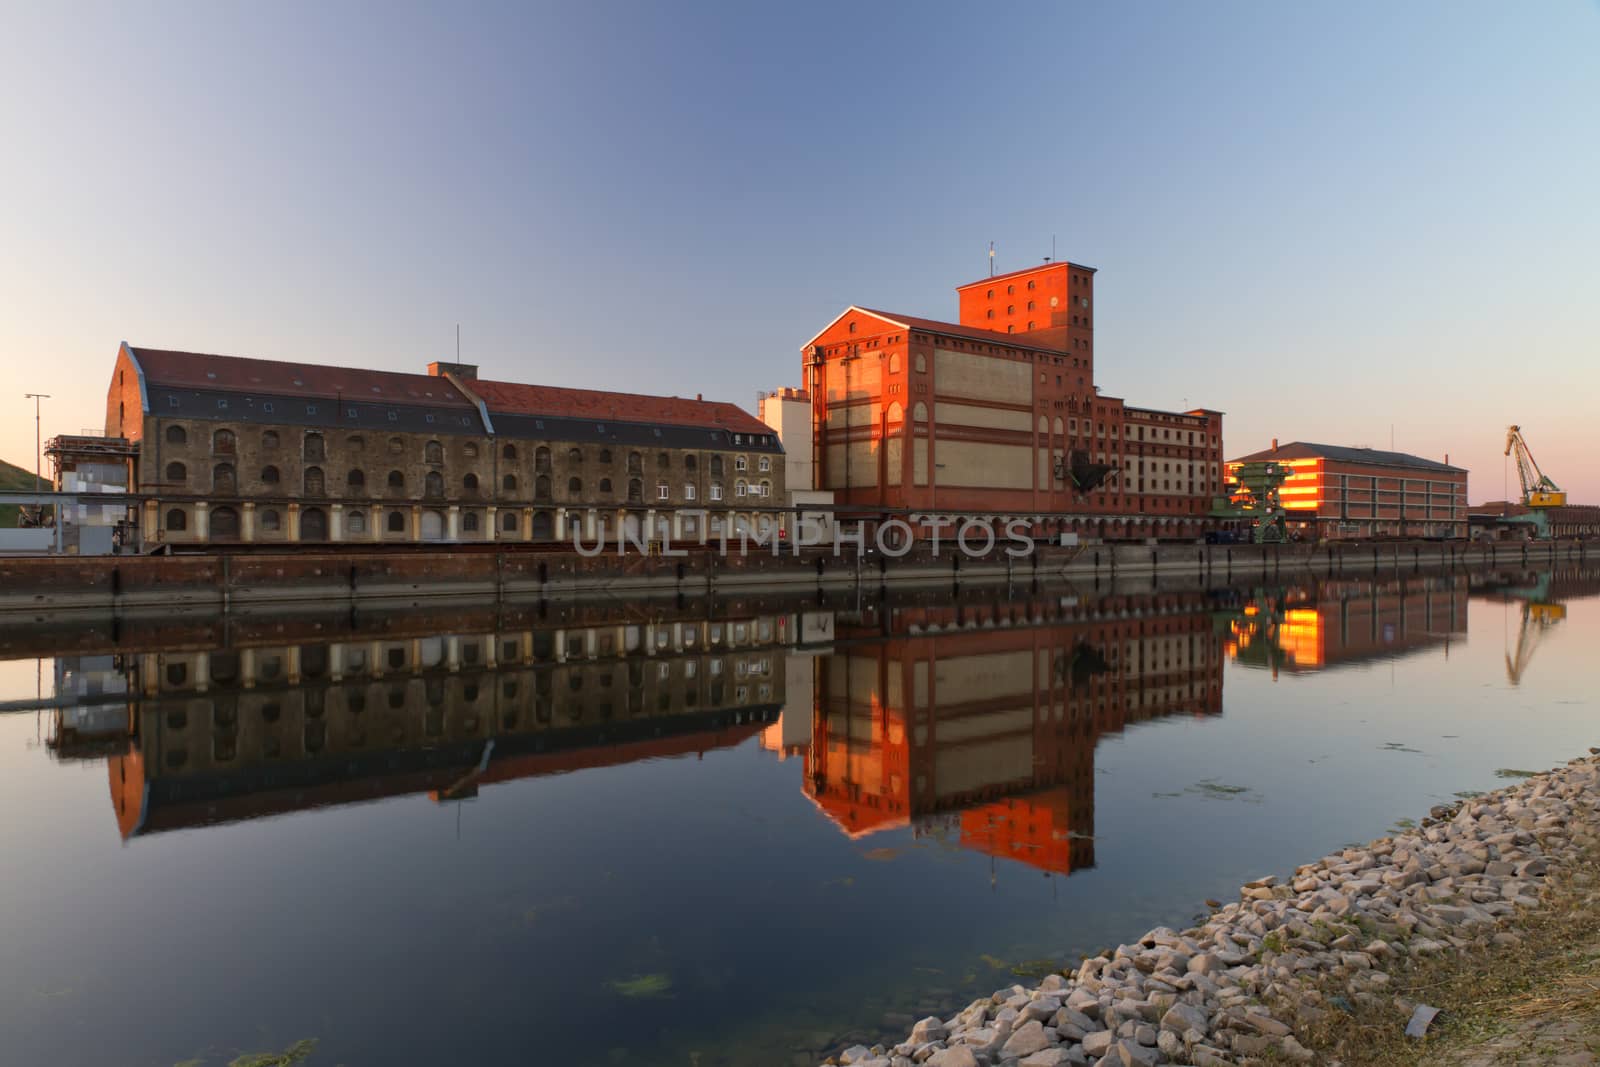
xmin=129 ymin=346 xmax=478 ymax=407
xmin=468 ymin=378 xmax=771 ymax=435
xmin=854 ymin=308 xmax=1069 ymax=355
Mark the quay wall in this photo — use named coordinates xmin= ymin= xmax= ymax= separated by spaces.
xmin=0 ymin=539 xmax=1590 ymax=614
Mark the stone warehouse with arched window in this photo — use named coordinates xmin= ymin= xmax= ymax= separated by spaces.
xmin=103 ymin=345 xmax=786 ymax=546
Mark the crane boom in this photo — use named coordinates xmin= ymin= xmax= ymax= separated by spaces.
xmin=1504 ymin=425 xmax=1566 ymax=508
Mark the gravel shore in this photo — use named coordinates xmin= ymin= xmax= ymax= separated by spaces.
xmin=823 ymin=752 xmax=1600 ymax=1067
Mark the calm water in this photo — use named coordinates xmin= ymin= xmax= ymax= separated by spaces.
xmin=1 ymin=570 xmax=1596 ymax=1067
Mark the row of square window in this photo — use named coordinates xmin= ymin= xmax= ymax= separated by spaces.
xmin=164 ymin=397 xmax=777 ymax=448
xmin=163 ymin=425 xmax=771 ymax=470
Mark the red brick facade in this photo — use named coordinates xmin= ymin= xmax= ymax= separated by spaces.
xmin=803 ymin=261 xmax=1224 ymax=540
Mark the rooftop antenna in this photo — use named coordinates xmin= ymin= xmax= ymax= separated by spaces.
xmin=456 ymin=323 xmax=460 ymax=362
xmin=989 ymin=241 xmax=995 ymax=277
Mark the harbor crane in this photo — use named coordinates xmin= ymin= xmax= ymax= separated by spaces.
xmin=1505 ymin=425 xmax=1566 ymax=508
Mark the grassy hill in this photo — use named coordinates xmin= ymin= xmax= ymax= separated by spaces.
xmin=0 ymin=457 xmax=42 ymax=526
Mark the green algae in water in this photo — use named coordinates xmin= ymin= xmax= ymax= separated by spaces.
xmin=1495 ymin=768 xmax=1539 ymax=779
xmin=609 ymin=973 xmax=673 ymax=998
xmin=1010 ymin=958 xmax=1060 ymax=979
xmin=227 ymin=1039 xmax=318 ymax=1067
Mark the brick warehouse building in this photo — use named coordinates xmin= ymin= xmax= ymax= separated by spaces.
xmin=801 ymin=260 xmax=1225 ymax=540
xmin=1227 ymin=441 xmax=1468 ymax=540
xmin=101 ymin=344 xmax=785 ymax=546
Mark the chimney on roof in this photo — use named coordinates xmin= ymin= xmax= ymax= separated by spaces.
xmin=1271 ymin=437 xmax=1279 ymax=450
xmin=696 ymin=393 xmax=703 ymax=401
xmin=428 ymin=360 xmax=478 ymax=380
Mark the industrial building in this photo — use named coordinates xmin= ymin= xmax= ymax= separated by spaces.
xmin=800 ymin=260 xmax=1225 ymax=540
xmin=89 ymin=343 xmax=786 ymax=548
xmin=1226 ymin=441 xmax=1468 ymax=540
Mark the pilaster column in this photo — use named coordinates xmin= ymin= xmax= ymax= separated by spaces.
xmin=486 ymin=505 xmax=499 ymax=540
xmin=330 ymin=504 xmax=344 ymax=542
xmin=287 ymin=503 xmax=301 ymax=543
xmin=194 ymin=501 xmax=209 ymax=541
xmin=555 ymin=507 xmax=567 ymax=543
xmin=242 ymin=502 xmax=256 ymax=543
xmin=410 ymin=505 xmax=421 ymax=542
xmin=447 ymin=505 xmax=460 ymax=541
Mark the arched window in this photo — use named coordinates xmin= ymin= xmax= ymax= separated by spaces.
xmin=304 ymin=467 xmax=324 ymax=496
xmin=735 ymin=455 xmax=748 ymax=472
xmin=262 ymin=430 xmax=279 ymax=449
xmin=913 ymin=402 xmax=928 ymax=422
xmin=759 ymin=480 xmax=772 ymax=498
xmin=656 ymin=481 xmax=670 ymax=500
xmin=304 ymin=432 xmax=325 ymax=462
xmin=710 ymin=455 xmax=723 ymax=477
xmin=463 ymin=473 xmax=479 ymax=491
xmin=388 ymin=436 xmax=404 ymax=454
xmin=915 ymin=353 xmax=927 ymax=373
xmin=627 ymin=478 xmax=643 ymax=503
xmin=387 ymin=470 xmax=404 ymax=492
xmin=299 ymin=507 xmax=327 ymax=541
xmin=387 ymin=511 xmax=406 ymax=533
xmin=424 ymin=471 xmax=444 ymax=498
xmin=463 ymin=512 xmax=480 ymax=533
xmin=213 ymin=463 xmax=236 ymax=495
xmin=260 ymin=508 xmax=281 ymax=532
xmin=502 ymin=473 xmax=517 ymax=492
xmin=165 ymin=508 xmax=187 ymax=531
xmin=502 ymin=444 xmax=518 ymax=461
xmin=165 ymin=461 xmax=187 ymax=483
xmin=502 ymin=511 xmax=518 ymax=532
xmin=567 ymin=476 xmax=583 ymax=496
xmin=165 ymin=424 xmax=187 ymax=445
xmin=599 ymin=478 xmax=613 ymax=494
xmin=463 ymin=441 xmax=479 ymax=459
xmin=425 ymin=440 xmax=443 ymax=464
xmin=347 ymin=468 xmax=365 ymax=490
xmin=657 ymin=452 xmax=670 ymax=469
xmin=567 ymin=448 xmax=582 ymax=464
xmin=535 ymin=475 xmax=551 ymax=502
xmin=535 ymin=446 xmax=551 ymax=472
xmin=684 ymin=454 xmax=697 ymax=471
xmin=889 ymin=353 xmax=901 ymax=373
xmin=735 ymin=479 xmax=748 ymax=498
xmin=599 ymin=449 xmax=612 ymax=464
xmin=346 ymin=510 xmax=367 ymax=535
xmin=261 ymin=465 xmax=280 ymax=485
xmin=213 ymin=429 xmax=236 ymax=454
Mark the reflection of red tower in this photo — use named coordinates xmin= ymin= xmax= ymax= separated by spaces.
xmin=803 ymin=591 xmax=1225 ymax=876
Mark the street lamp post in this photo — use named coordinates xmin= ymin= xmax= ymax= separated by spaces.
xmin=23 ymin=394 xmax=50 ymax=523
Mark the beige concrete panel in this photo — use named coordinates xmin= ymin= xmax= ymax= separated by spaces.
xmin=913 ymin=439 xmax=928 ymax=486
xmin=825 ymin=361 xmax=881 ymax=403
xmin=931 ymin=440 xmax=1031 ymax=489
xmin=824 ymin=442 xmax=880 ymax=488
xmin=886 ymin=436 xmax=903 ymax=486
xmin=934 ymin=402 xmax=1032 ymax=433
xmin=913 ymin=661 xmax=929 ymax=706
xmin=933 ymin=650 xmax=1033 ymax=704
xmin=932 ymin=706 xmax=1033 ymax=743
xmin=934 ymin=737 xmax=1033 ymax=798
xmin=934 ymin=348 xmax=1031 ymax=404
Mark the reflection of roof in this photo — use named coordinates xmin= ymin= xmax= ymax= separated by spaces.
xmin=1229 ymin=441 xmax=1465 ymax=474
xmin=468 ymin=379 xmax=772 ymax=436
xmin=114 ymin=711 xmax=775 ymax=839
xmin=129 ymin=347 xmax=477 ymax=407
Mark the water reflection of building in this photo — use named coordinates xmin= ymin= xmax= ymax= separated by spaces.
xmin=87 ymin=612 xmax=797 ymax=838
xmin=802 ymin=592 xmax=1225 ymax=877
xmin=1224 ymin=576 xmax=1468 ymax=674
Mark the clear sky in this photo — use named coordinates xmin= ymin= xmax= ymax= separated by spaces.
xmin=2 ymin=1 xmax=1596 ymax=504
